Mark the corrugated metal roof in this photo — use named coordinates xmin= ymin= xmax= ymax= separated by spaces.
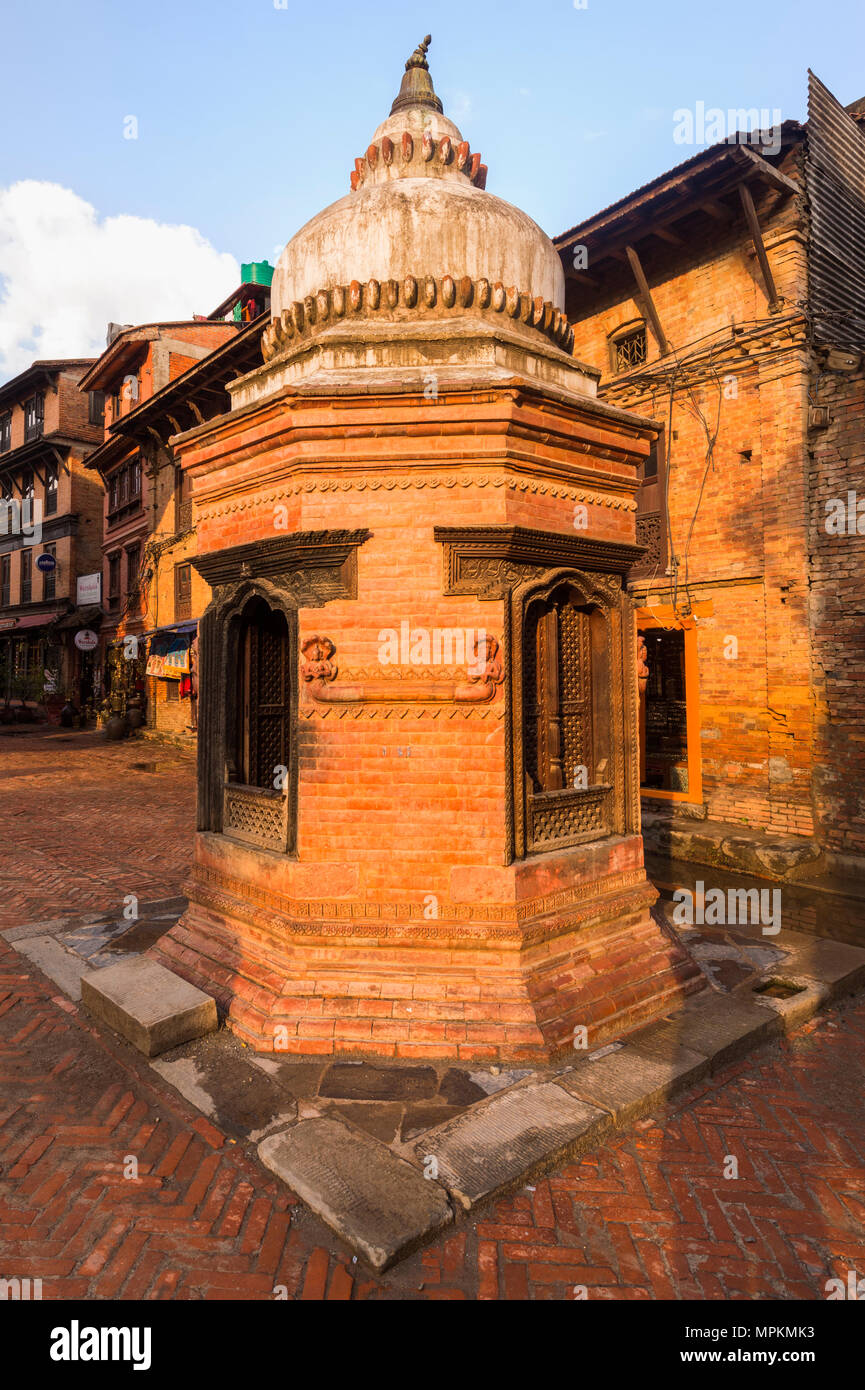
xmin=807 ymin=70 xmax=865 ymax=351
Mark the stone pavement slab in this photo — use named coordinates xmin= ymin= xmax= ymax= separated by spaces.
xmin=12 ymin=934 xmax=91 ymax=1000
xmin=258 ymin=1117 xmax=452 ymax=1271
xmin=81 ymin=957 xmax=217 ymax=1056
xmin=559 ymin=1042 xmax=708 ymax=1127
xmin=636 ymin=989 xmax=781 ymax=1070
xmin=414 ymin=1080 xmax=610 ymax=1211
xmin=780 ymin=936 xmax=865 ymax=990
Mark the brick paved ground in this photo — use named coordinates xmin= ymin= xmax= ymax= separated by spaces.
xmin=1 ymin=730 xmax=864 ymax=1300
xmin=0 ymin=730 xmax=195 ymax=928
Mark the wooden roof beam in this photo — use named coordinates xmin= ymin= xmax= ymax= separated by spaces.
xmin=738 ymin=183 xmax=781 ymax=311
xmin=653 ymin=224 xmax=686 ymax=246
xmin=735 ymin=145 xmax=799 ymax=195
xmin=564 ymin=268 xmax=602 ymax=289
xmin=700 ymin=198 xmax=733 ymax=223
xmin=625 ymin=244 xmax=670 ymax=356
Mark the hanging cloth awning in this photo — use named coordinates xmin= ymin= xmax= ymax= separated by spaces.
xmin=146 ymin=628 xmax=194 ymax=677
xmin=0 ymin=613 xmax=54 ymax=631
xmin=138 ymin=620 xmax=199 ymax=640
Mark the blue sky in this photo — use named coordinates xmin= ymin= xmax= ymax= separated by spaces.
xmin=1 ymin=0 xmax=863 ymax=377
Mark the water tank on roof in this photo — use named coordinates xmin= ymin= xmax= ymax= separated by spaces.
xmin=241 ymin=261 xmax=274 ymax=287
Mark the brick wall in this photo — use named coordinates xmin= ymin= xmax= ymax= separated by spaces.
xmin=808 ymin=365 xmax=865 ymax=853
xmin=568 ymin=167 xmax=817 ymax=840
xmin=57 ymin=370 xmax=103 ymax=445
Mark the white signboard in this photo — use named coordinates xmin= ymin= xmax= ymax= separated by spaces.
xmin=76 ymin=572 xmax=102 ymax=606
xmin=74 ymin=629 xmax=99 ymax=652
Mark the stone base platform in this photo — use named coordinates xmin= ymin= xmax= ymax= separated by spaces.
xmin=150 ymin=857 xmax=705 ymax=1064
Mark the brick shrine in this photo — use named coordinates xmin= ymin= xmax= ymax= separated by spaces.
xmin=151 ymin=37 xmax=704 ymax=1060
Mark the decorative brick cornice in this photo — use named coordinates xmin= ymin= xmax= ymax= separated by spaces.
xmin=197 ymin=475 xmax=637 ymax=524
xmin=187 ymin=860 xmax=650 ymax=941
xmin=261 ymin=276 xmax=574 ymax=360
xmin=350 ymin=129 xmax=487 ymax=193
xmin=299 ymin=703 xmax=504 ymax=721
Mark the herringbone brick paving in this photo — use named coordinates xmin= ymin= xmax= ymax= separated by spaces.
xmin=3 ymin=940 xmax=864 ymax=1299
xmin=0 ymin=731 xmax=195 ymax=927
xmin=1 ymin=730 xmax=863 ymax=1299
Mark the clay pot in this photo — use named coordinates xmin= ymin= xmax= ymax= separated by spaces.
xmin=59 ymin=702 xmax=77 ymax=728
xmin=126 ymin=700 xmax=144 ymax=731
xmin=104 ymin=713 xmax=128 ymax=741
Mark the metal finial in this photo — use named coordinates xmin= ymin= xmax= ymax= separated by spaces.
xmin=390 ymin=33 xmax=443 ymax=115
xmin=406 ymin=35 xmax=432 ymax=71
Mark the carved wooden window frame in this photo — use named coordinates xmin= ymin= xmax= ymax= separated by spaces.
xmin=222 ymin=589 xmax=297 ymax=855
xmin=608 ymin=319 xmax=648 ymax=375
xmin=193 ymin=529 xmax=370 ymax=858
xmin=509 ymin=566 xmax=640 ymax=862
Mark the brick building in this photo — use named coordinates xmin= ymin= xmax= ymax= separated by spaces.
xmin=79 ymin=320 xmax=238 ymax=720
xmin=0 ymin=359 xmax=104 ymax=718
xmin=77 ymin=267 xmax=272 ymax=739
xmin=553 ymin=71 xmax=865 ymax=877
xmin=96 ymin=315 xmax=268 ymax=741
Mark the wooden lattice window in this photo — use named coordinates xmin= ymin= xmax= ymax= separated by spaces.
xmin=613 ymin=326 xmax=647 ymax=372
xmin=524 ymin=599 xmax=595 ymax=792
xmin=235 ymin=600 xmax=290 ymax=790
xmin=521 ymin=587 xmax=612 ymax=853
xmin=608 ymin=320 xmax=648 ymax=375
xmin=223 ymin=597 xmax=293 ymax=852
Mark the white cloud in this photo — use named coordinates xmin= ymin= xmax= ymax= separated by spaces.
xmin=0 ymin=181 xmax=239 ymax=382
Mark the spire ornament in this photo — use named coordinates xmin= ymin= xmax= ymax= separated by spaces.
xmin=389 ymin=33 xmax=444 ymax=116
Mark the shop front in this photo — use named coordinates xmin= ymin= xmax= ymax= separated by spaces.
xmin=0 ymin=614 xmax=57 ymax=722
xmin=143 ymin=621 xmax=198 ymax=741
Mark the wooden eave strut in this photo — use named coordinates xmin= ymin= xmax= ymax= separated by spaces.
xmin=624 ymin=244 xmax=670 ymax=356
xmin=737 ymin=182 xmax=781 ymax=311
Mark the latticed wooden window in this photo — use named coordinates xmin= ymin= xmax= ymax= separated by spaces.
xmin=521 ymin=589 xmax=611 ymax=854
xmin=236 ymin=602 xmax=290 ymax=790
xmin=613 ymin=326 xmax=647 ymax=373
xmin=524 ymin=598 xmax=594 ymax=792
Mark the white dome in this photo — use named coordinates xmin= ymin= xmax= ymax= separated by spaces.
xmin=269 ymin=37 xmax=565 ymax=334
xmin=271 ymin=175 xmax=565 ymax=314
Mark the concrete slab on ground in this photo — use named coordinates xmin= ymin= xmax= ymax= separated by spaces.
xmin=559 ymin=1041 xmax=709 ymax=1127
xmin=259 ymin=1117 xmax=453 ymax=1271
xmin=413 ymin=1080 xmax=610 ymax=1211
xmin=152 ymin=1035 xmax=297 ymax=1140
xmin=81 ymin=957 xmax=217 ymax=1056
